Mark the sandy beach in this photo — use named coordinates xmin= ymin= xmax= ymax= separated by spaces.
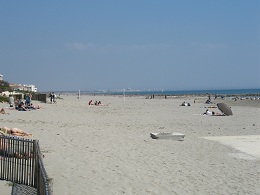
xmin=1 ymin=94 xmax=260 ymax=195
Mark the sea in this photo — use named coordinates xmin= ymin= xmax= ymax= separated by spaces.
xmin=60 ymin=88 xmax=260 ymax=97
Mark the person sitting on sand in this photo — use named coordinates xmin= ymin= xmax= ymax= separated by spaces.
xmin=16 ymin=101 xmax=28 ymax=111
xmin=205 ymin=99 xmax=212 ymax=104
xmin=0 ymin=108 xmax=9 ymax=115
xmin=25 ymin=93 xmax=32 ymax=106
xmin=181 ymin=101 xmax=187 ymax=106
xmin=0 ymin=127 xmax=32 ymax=137
xmin=180 ymin=101 xmax=191 ymax=106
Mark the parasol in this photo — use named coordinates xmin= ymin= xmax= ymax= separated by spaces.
xmin=217 ymin=103 xmax=233 ymax=116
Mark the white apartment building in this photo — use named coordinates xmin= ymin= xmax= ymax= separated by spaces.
xmin=0 ymin=74 xmax=3 ymax=81
xmin=23 ymin=84 xmax=37 ymax=92
xmin=9 ymin=83 xmax=38 ymax=92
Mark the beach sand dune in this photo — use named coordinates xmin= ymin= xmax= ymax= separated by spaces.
xmin=1 ymin=95 xmax=259 ymax=194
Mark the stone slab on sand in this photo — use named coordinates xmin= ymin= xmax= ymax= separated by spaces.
xmin=0 ymin=181 xmax=12 ymax=195
xmin=202 ymin=135 xmax=260 ymax=160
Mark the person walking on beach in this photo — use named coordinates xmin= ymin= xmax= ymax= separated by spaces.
xmin=49 ymin=92 xmax=56 ymax=103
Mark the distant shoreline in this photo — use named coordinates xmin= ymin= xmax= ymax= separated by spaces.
xmin=47 ymin=88 xmax=260 ymax=97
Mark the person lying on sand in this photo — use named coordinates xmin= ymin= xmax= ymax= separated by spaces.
xmin=96 ymin=101 xmax=106 ymax=106
xmin=0 ymin=127 xmax=32 ymax=137
xmin=27 ymin=103 xmax=42 ymax=110
xmin=203 ymin=109 xmax=223 ymax=116
xmin=203 ymin=109 xmax=213 ymax=116
xmin=0 ymin=127 xmax=33 ymax=159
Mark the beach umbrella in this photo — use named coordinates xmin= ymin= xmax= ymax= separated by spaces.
xmin=217 ymin=103 xmax=233 ymax=116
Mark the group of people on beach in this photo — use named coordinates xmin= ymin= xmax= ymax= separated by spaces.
xmin=179 ymin=94 xmax=229 ymax=116
xmin=0 ymin=94 xmax=39 ymax=159
xmin=49 ymin=92 xmax=56 ymax=103
xmin=4 ymin=94 xmax=41 ymax=112
xmin=202 ymin=109 xmax=223 ymax=116
xmin=15 ymin=99 xmax=41 ymax=111
xmin=88 ymin=100 xmax=106 ymax=106
xmin=1 ymin=94 xmax=42 ymax=115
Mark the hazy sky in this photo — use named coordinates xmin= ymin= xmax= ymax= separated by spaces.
xmin=0 ymin=1 xmax=259 ymax=92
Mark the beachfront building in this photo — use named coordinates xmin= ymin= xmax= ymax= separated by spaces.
xmin=9 ymin=84 xmax=24 ymax=91
xmin=23 ymin=84 xmax=37 ymax=92
xmin=9 ymin=84 xmax=37 ymax=92
xmin=0 ymin=74 xmax=3 ymax=81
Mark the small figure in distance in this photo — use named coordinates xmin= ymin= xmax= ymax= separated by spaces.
xmin=97 ymin=101 xmax=104 ymax=106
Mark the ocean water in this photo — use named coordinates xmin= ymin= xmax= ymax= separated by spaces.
xmin=78 ymin=88 xmax=260 ymax=96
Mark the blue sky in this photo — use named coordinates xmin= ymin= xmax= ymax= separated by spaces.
xmin=0 ymin=1 xmax=259 ymax=92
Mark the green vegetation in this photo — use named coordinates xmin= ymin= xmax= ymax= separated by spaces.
xmin=0 ymin=80 xmax=12 ymax=93
xmin=0 ymin=80 xmax=11 ymax=102
xmin=0 ymin=80 xmax=40 ymax=103
xmin=5 ymin=181 xmax=15 ymax=187
xmin=0 ymin=95 xmax=8 ymax=102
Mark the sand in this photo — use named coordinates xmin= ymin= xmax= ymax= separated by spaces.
xmin=0 ymin=95 xmax=260 ymax=195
